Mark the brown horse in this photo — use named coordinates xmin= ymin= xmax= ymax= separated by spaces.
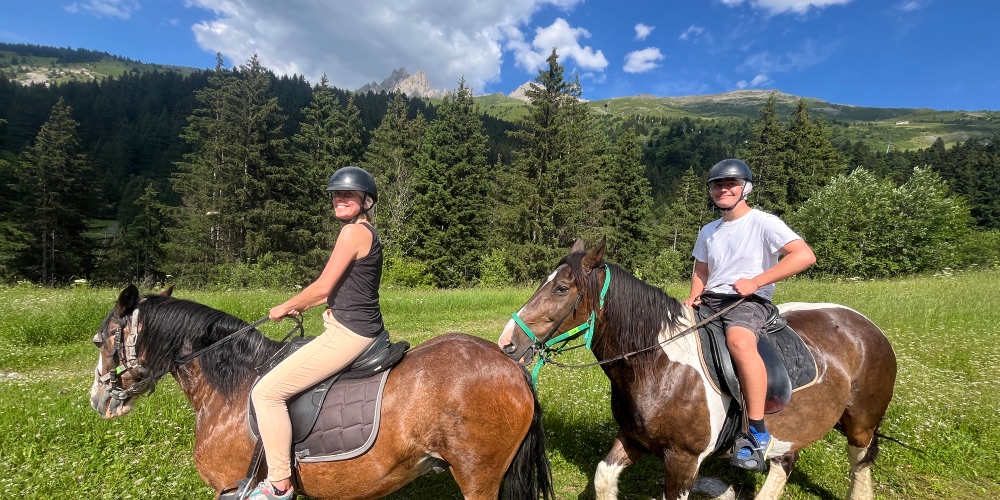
xmin=498 ymin=239 xmax=897 ymax=500
xmin=89 ymin=285 xmax=553 ymax=500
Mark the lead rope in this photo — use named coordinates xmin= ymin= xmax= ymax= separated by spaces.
xmin=542 ymin=295 xmax=746 ymax=370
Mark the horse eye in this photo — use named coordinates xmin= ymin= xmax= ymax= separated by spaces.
xmin=92 ymin=332 xmax=104 ymax=348
xmin=553 ymin=283 xmax=570 ymax=295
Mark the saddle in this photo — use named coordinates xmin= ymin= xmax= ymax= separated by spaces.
xmin=221 ymin=330 xmax=410 ymax=499
xmin=247 ymin=329 xmax=409 ymax=447
xmin=695 ymin=303 xmax=818 ymax=456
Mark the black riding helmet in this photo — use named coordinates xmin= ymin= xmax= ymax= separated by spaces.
xmin=706 ymin=158 xmax=753 ymax=212
xmin=326 ymin=166 xmax=378 ymax=206
xmin=706 ymin=158 xmax=753 ymax=184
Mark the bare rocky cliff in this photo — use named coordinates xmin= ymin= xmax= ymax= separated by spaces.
xmin=356 ymin=67 xmax=445 ymax=98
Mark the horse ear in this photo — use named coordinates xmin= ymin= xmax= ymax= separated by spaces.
xmin=114 ymin=284 xmax=140 ymax=316
xmin=159 ymin=285 xmax=174 ymax=297
xmin=582 ymin=237 xmax=606 ymax=273
xmin=571 ymin=238 xmax=585 ymax=254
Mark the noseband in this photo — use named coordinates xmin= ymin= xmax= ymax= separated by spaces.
xmin=95 ymin=309 xmax=157 ymax=401
xmin=510 ymin=264 xmax=611 ymax=384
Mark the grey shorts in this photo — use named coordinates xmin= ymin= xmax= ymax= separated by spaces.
xmin=699 ymin=293 xmax=770 ymax=338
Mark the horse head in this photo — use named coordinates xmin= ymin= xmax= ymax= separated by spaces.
xmin=499 ymin=238 xmax=608 ymax=364
xmin=90 ymin=284 xmax=172 ymax=419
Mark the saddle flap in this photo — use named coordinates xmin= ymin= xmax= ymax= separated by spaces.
xmin=248 ymin=333 xmax=410 ymax=444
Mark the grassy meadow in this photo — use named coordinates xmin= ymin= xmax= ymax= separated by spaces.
xmin=1 ymin=270 xmax=998 ymax=499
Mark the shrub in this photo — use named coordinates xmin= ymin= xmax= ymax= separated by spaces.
xmin=478 ymin=248 xmax=513 ymax=288
xmin=382 ymin=253 xmax=433 ymax=289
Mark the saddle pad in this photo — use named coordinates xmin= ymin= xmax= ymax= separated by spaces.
xmin=294 ymin=369 xmax=390 ymax=463
xmin=696 ymin=325 xmax=818 ymax=396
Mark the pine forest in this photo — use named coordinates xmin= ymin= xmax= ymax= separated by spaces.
xmin=1 ymin=46 xmax=999 ymax=288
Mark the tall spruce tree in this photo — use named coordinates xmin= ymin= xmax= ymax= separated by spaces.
xmin=411 ymin=80 xmax=490 ymax=287
xmin=786 ymin=99 xmax=844 ymax=206
xmin=496 ymin=49 xmax=607 ymax=280
xmin=286 ymin=76 xmax=365 ymax=274
xmin=363 ymin=92 xmax=426 ymax=255
xmin=744 ymin=94 xmax=791 ymax=215
xmin=168 ymin=54 xmax=288 ymax=285
xmin=595 ymin=129 xmax=654 ymax=272
xmin=95 ymin=183 xmax=168 ymax=283
xmin=7 ymin=97 xmax=93 ymax=283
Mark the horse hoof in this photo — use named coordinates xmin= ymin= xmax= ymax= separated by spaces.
xmin=692 ymin=475 xmax=735 ymax=500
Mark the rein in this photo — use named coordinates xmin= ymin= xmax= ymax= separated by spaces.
xmin=511 ymin=264 xmax=611 ymax=384
xmin=512 ymin=265 xmax=745 ymax=384
xmin=99 ymin=309 xmax=301 ymax=401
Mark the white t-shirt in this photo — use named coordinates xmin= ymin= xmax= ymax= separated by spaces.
xmin=692 ymin=208 xmax=802 ymax=301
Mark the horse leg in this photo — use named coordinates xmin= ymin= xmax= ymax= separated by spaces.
xmin=840 ymin=411 xmax=886 ymax=499
xmin=845 ymin=441 xmax=876 ymax=500
xmin=661 ymin=449 xmax=702 ymax=500
xmin=754 ymin=451 xmax=798 ymax=500
xmin=594 ymin=432 xmax=646 ymax=500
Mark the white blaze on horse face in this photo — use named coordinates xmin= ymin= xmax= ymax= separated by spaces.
xmin=498 ymin=316 xmax=518 ymax=349
xmin=89 ymin=352 xmax=103 ymax=404
xmin=498 ymin=266 xmax=563 ymax=349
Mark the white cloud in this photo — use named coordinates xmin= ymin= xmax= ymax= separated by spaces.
xmin=184 ymin=0 xmax=590 ymax=93
xmin=894 ymin=1 xmax=927 ymax=12
xmin=67 ymin=0 xmax=140 ymax=20
xmin=736 ymin=74 xmax=770 ymax=88
xmin=634 ymin=23 xmax=654 ymax=41
xmin=623 ymin=48 xmax=664 ymax=74
xmin=738 ymin=39 xmax=832 ymax=75
xmin=720 ymin=0 xmax=854 ymax=15
xmin=679 ymin=25 xmax=705 ymax=41
xmin=508 ymin=18 xmax=609 ymax=73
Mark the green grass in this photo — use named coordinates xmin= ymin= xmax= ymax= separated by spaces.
xmin=2 ymin=271 xmax=999 ymax=499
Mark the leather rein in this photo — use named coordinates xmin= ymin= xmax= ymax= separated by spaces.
xmin=511 ymin=265 xmax=745 ymax=384
xmin=96 ymin=307 xmax=279 ymax=401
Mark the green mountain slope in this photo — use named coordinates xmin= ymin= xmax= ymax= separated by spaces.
xmin=474 ymin=89 xmax=1000 ymax=150
xmin=0 ymin=43 xmax=199 ymax=87
xmin=4 ymin=42 xmax=997 ymax=151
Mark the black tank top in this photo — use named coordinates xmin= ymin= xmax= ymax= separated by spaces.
xmin=327 ymin=222 xmax=384 ymax=337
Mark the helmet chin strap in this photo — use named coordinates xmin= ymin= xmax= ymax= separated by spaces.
xmin=715 ymin=181 xmax=752 ymax=212
xmin=337 ymin=194 xmax=374 ymax=223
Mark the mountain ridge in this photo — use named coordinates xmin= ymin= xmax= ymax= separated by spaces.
xmin=3 ymin=42 xmax=997 ymax=151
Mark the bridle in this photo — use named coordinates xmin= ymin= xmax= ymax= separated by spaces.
xmin=94 ymin=308 xmax=157 ymax=401
xmin=510 ymin=264 xmax=611 ymax=384
xmin=94 ymin=306 xmax=274 ymax=402
xmin=509 ymin=264 xmax=746 ymax=385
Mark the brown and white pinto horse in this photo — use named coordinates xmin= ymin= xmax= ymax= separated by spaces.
xmin=90 ymin=285 xmax=553 ymax=500
xmin=498 ymin=240 xmax=897 ymax=500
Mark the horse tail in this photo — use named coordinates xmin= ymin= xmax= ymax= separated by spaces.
xmin=834 ymin=422 xmax=926 ymax=460
xmin=500 ymin=369 xmax=554 ymax=500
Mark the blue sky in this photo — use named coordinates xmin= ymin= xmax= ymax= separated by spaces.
xmin=1 ymin=0 xmax=997 ymax=111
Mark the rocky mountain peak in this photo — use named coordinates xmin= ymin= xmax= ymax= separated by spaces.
xmin=356 ymin=67 xmax=445 ymax=98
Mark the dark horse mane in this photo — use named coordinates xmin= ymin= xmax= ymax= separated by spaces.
xmin=564 ymin=253 xmax=686 ymax=359
xmin=134 ymin=295 xmax=283 ymax=400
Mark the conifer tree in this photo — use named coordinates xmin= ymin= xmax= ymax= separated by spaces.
xmin=786 ymin=99 xmax=844 ymax=206
xmin=286 ymin=76 xmax=364 ymax=273
xmin=363 ymin=92 xmax=426 ymax=254
xmin=7 ymin=97 xmax=93 ymax=283
xmin=496 ymin=49 xmax=608 ymax=280
xmin=168 ymin=54 xmax=288 ymax=285
xmin=411 ymin=79 xmax=490 ymax=287
xmin=744 ymin=94 xmax=791 ymax=215
xmin=595 ymin=129 xmax=654 ymax=272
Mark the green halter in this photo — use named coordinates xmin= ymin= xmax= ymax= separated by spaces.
xmin=510 ymin=265 xmax=611 ymax=385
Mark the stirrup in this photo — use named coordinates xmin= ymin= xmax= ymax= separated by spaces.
xmin=730 ymin=434 xmax=769 ymax=471
xmin=217 ymin=477 xmax=253 ymax=500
